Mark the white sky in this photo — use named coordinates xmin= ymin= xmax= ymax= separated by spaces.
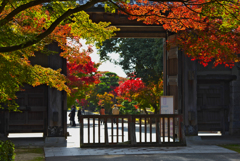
xmin=80 ymin=40 xmax=127 ymax=78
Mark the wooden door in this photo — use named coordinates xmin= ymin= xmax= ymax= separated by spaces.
xmin=197 ymin=83 xmax=229 ymax=133
xmin=6 ymin=85 xmax=47 ymax=135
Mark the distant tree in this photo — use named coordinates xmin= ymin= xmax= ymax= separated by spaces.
xmin=66 ymin=46 xmax=101 ymax=108
xmin=97 ymin=92 xmax=114 ymax=114
xmin=119 ymin=100 xmax=139 ymax=115
xmin=115 ymin=78 xmax=163 ymax=114
xmin=83 ymin=83 xmax=101 ymax=111
xmin=97 ymin=72 xmax=119 ymax=94
xmin=98 ymin=38 xmax=163 ymax=84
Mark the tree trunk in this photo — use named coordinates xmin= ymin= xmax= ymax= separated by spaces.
xmin=143 ymin=108 xmax=148 ymax=115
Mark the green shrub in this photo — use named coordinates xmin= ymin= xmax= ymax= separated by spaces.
xmin=120 ymin=100 xmax=139 ymax=115
xmin=0 ymin=140 xmax=15 ymax=161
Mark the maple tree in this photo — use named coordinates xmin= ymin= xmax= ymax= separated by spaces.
xmin=109 ymin=0 xmax=240 ymax=67
xmin=97 ymin=92 xmax=114 ymax=114
xmin=0 ymin=1 xmax=117 ymax=110
xmin=1 ymin=0 xmax=239 ymax=62
xmin=66 ymin=45 xmax=101 ymax=107
xmin=76 ymin=98 xmax=88 ymax=108
xmin=114 ymin=77 xmax=163 ymax=114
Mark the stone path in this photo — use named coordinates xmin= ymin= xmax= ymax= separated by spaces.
xmin=44 ymin=144 xmax=237 ymax=157
xmin=44 ymin=122 xmax=237 ymax=157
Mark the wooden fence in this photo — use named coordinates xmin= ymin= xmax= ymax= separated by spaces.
xmin=79 ymin=114 xmax=186 ymax=147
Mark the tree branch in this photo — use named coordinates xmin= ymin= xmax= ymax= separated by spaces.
xmin=0 ymin=0 xmax=71 ymax=27
xmin=215 ymin=0 xmax=240 ymax=22
xmin=0 ymin=0 xmax=7 ymax=14
xmin=0 ymin=0 xmax=104 ymax=53
xmin=109 ymin=0 xmax=204 ymax=23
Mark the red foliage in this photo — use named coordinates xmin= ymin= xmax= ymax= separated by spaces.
xmin=77 ymin=98 xmax=88 ymax=107
xmin=65 ymin=44 xmax=101 ymax=95
xmin=114 ymin=78 xmax=145 ymax=101
xmin=119 ymin=0 xmax=240 ymax=68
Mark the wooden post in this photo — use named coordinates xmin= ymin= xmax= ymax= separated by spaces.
xmin=111 ymin=117 xmax=113 ymax=143
xmin=156 ymin=117 xmax=161 ymax=144
xmin=88 ymin=118 xmax=90 ymax=143
xmin=150 ymin=117 xmax=152 ymax=143
xmin=98 ymin=117 xmax=100 ymax=143
xmin=122 ymin=117 xmax=124 ymax=142
xmin=128 ymin=116 xmax=130 ymax=141
xmin=104 ymin=118 xmax=109 ymax=145
xmin=173 ymin=117 xmax=176 ymax=142
xmin=93 ymin=118 xmax=95 ymax=143
xmin=129 ymin=116 xmax=136 ymax=145
xmin=145 ymin=117 xmax=147 ymax=142
xmin=168 ymin=116 xmax=170 ymax=142
xmin=117 ymin=117 xmax=119 ymax=143
xmin=162 ymin=117 xmax=165 ymax=143
xmin=80 ymin=116 xmax=83 ymax=147
xmin=139 ymin=117 xmax=142 ymax=143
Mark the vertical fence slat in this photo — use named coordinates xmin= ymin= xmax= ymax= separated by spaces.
xmin=104 ymin=117 xmax=108 ymax=144
xmin=150 ymin=117 xmax=152 ymax=143
xmin=139 ymin=117 xmax=142 ymax=143
xmin=156 ymin=117 xmax=161 ymax=144
xmin=159 ymin=117 xmax=161 ymax=144
xmin=88 ymin=117 xmax=90 ymax=143
xmin=128 ymin=116 xmax=130 ymax=141
xmin=168 ymin=116 xmax=170 ymax=142
xmin=111 ymin=117 xmax=113 ymax=143
xmin=173 ymin=117 xmax=175 ymax=142
xmin=93 ymin=118 xmax=95 ymax=143
xmin=179 ymin=115 xmax=182 ymax=143
xmin=117 ymin=117 xmax=119 ymax=143
xmin=122 ymin=117 xmax=124 ymax=142
xmin=80 ymin=116 xmax=83 ymax=147
xmin=145 ymin=117 xmax=147 ymax=142
xmin=155 ymin=117 xmax=158 ymax=143
xmin=98 ymin=117 xmax=100 ymax=143
xmin=163 ymin=117 xmax=165 ymax=143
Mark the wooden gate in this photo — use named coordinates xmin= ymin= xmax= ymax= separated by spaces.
xmin=197 ymin=82 xmax=229 ymax=133
xmin=2 ymin=85 xmax=47 ymax=136
xmin=79 ymin=114 xmax=186 ymax=147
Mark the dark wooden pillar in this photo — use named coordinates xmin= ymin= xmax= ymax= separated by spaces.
xmin=164 ymin=34 xmax=198 ymax=136
xmin=182 ymin=55 xmax=198 ymax=136
xmin=46 ymin=43 xmax=67 ymax=138
xmin=163 ymin=38 xmax=167 ymax=96
xmin=230 ymin=66 xmax=240 ymax=135
xmin=0 ymin=110 xmax=6 ymax=138
xmin=62 ymin=58 xmax=68 ymax=138
xmin=164 ymin=35 xmax=182 ymax=114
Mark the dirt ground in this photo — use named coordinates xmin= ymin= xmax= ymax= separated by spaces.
xmin=14 ymin=148 xmax=45 ymax=161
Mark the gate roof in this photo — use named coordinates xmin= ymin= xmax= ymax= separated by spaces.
xmin=82 ymin=0 xmax=167 ymax=38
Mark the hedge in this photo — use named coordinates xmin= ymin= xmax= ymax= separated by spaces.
xmin=0 ymin=140 xmax=15 ymax=161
